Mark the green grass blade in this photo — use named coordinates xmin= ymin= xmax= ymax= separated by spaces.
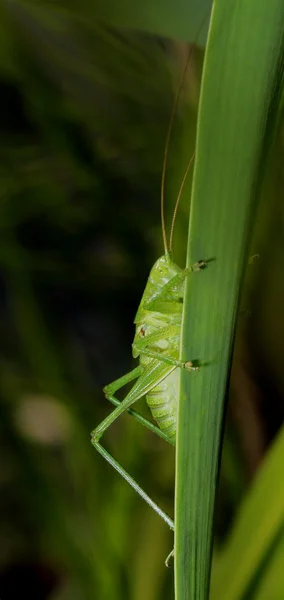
xmin=211 ymin=425 xmax=284 ymax=600
xmin=253 ymin=534 xmax=284 ymax=600
xmin=175 ymin=1 xmax=284 ymax=599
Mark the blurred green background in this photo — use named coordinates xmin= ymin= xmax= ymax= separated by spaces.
xmin=0 ymin=3 xmax=283 ymax=600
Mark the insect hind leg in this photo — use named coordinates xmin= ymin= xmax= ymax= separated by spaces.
xmin=91 ymin=365 xmax=176 ymax=530
xmin=103 ymin=366 xmax=174 ymax=445
xmin=92 ymin=439 xmax=174 ymax=530
xmin=106 ymin=395 xmax=174 ymax=444
xmin=103 ymin=365 xmax=143 ymax=396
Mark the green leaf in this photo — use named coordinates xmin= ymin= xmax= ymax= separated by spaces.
xmin=211 ymin=425 xmax=284 ymax=600
xmin=174 ymin=0 xmax=284 ymax=599
xmin=253 ymin=534 xmax=284 ymax=600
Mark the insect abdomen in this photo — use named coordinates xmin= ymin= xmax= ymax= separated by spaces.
xmin=146 ymin=369 xmax=178 ymax=443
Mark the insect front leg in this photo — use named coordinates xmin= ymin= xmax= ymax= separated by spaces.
xmin=146 ymin=260 xmax=207 ymax=309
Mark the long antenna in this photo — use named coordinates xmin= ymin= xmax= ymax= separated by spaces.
xmin=160 ymin=9 xmax=210 ymax=254
xmin=169 ymin=151 xmax=195 ymax=252
xmin=160 ymin=46 xmax=195 ymax=254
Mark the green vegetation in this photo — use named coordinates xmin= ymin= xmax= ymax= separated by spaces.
xmin=176 ymin=1 xmax=284 ymax=597
xmin=0 ymin=2 xmax=283 ymax=599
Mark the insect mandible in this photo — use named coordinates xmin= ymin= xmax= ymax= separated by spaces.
xmin=91 ymin=31 xmax=207 ymax=533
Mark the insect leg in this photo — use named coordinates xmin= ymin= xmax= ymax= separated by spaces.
xmin=91 ymin=362 xmax=176 ymax=528
xmin=93 ymin=441 xmax=174 ymax=530
xmin=134 ymin=348 xmax=199 ymax=370
xmin=188 ymin=259 xmax=207 ymax=272
xmin=93 ymin=363 xmax=175 ymax=441
xmin=104 ymin=367 xmax=174 ymax=444
xmin=103 ymin=366 xmax=143 ymax=397
xmin=133 ymin=325 xmax=199 ymax=369
xmin=165 ymin=548 xmax=175 ymax=567
xmin=145 ymin=261 xmax=207 ymax=311
xmin=107 ymin=396 xmax=174 ymax=444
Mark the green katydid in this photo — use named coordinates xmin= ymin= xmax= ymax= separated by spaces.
xmin=91 ymin=37 xmax=207 ymax=533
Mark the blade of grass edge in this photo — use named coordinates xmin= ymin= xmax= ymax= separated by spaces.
xmin=174 ymin=1 xmax=284 ymax=599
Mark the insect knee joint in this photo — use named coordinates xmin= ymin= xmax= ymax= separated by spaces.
xmin=91 ymin=429 xmax=101 ymax=443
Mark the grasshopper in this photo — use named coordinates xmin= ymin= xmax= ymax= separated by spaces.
xmin=91 ymin=37 xmax=207 ymax=533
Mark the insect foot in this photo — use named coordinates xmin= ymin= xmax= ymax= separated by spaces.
xmin=165 ymin=548 xmax=175 ymax=568
xmin=184 ymin=361 xmax=200 ymax=371
xmin=191 ymin=259 xmax=207 ymax=271
xmin=249 ymin=253 xmax=260 ymax=264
